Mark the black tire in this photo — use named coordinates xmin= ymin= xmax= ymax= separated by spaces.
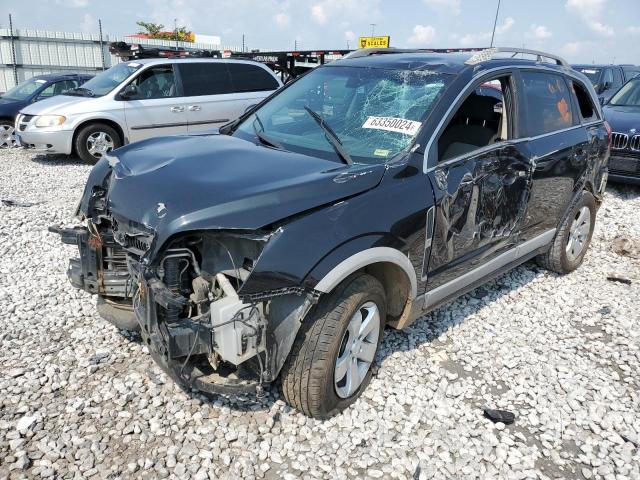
xmin=74 ymin=123 xmax=121 ymax=164
xmin=96 ymin=296 xmax=139 ymax=332
xmin=536 ymin=191 xmax=596 ymax=274
xmin=280 ymin=274 xmax=386 ymax=419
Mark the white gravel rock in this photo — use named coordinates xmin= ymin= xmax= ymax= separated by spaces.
xmin=1 ymin=148 xmax=639 ymax=479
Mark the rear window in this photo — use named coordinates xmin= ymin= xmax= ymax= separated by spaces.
xmin=570 ymin=81 xmax=599 ymax=123
xmin=521 ymin=71 xmax=574 ymax=136
xmin=228 ymin=63 xmax=279 ymax=93
xmin=178 ymin=63 xmax=234 ymax=96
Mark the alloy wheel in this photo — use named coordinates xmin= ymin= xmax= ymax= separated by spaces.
xmin=334 ymin=301 xmax=380 ymax=399
xmin=86 ymin=131 xmax=115 ymax=158
xmin=566 ymin=206 xmax=591 ymax=262
xmin=0 ymin=124 xmax=19 ymax=148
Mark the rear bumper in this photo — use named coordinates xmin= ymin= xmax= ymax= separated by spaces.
xmin=17 ymin=129 xmax=74 ymax=155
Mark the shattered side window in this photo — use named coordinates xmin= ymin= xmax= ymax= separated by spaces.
xmin=234 ymin=66 xmax=452 ymax=164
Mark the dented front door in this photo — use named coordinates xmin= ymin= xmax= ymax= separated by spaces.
xmin=424 ymin=142 xmax=533 ymax=290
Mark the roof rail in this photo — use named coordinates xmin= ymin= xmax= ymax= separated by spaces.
xmin=465 ymin=47 xmax=569 ymax=67
xmin=344 ymin=46 xmax=569 ymax=67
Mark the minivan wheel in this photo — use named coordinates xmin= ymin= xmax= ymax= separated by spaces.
xmin=96 ymin=296 xmax=139 ymax=332
xmin=75 ymin=123 xmax=121 ymax=164
xmin=0 ymin=121 xmax=19 ymax=148
xmin=536 ymin=191 xmax=596 ymax=274
xmin=280 ymin=274 xmax=386 ymax=419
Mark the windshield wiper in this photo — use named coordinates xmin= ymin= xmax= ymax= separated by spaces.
xmin=252 ymin=114 xmax=284 ymax=150
xmin=65 ymin=87 xmax=94 ymax=97
xmin=303 ymin=106 xmax=353 ymax=165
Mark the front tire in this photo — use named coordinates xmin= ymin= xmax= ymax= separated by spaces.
xmin=74 ymin=123 xmax=121 ymax=164
xmin=280 ymin=274 xmax=386 ymax=419
xmin=536 ymin=191 xmax=596 ymax=273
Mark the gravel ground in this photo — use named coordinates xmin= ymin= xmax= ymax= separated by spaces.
xmin=1 ymin=148 xmax=639 ymax=480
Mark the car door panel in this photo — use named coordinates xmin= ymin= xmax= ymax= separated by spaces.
xmin=186 ymin=93 xmax=250 ymax=132
xmin=425 ymin=142 xmax=532 ymax=290
xmin=123 ymin=64 xmax=187 ymax=143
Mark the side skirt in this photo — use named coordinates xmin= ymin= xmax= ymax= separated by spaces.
xmin=403 ymin=228 xmax=556 ymax=327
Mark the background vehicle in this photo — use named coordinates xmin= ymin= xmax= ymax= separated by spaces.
xmin=572 ymin=64 xmax=640 ymax=103
xmin=16 ymin=58 xmax=282 ymax=163
xmin=56 ymin=48 xmax=609 ymax=418
xmin=0 ymin=73 xmax=92 ymax=148
xmin=603 ymin=76 xmax=640 ymax=184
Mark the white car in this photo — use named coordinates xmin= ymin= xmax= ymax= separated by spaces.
xmin=16 ymin=58 xmax=282 ymax=162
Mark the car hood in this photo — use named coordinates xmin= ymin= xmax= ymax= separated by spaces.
xmin=603 ymin=105 xmax=640 ymax=133
xmin=0 ymin=97 xmax=26 ymax=115
xmin=19 ymin=94 xmax=98 ymax=115
xmin=104 ymin=133 xmax=386 ymax=255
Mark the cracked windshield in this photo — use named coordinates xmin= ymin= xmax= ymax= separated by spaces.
xmin=234 ymin=66 xmax=451 ymax=164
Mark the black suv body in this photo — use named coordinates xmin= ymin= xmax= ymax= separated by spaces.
xmin=56 ymin=48 xmax=610 ymax=418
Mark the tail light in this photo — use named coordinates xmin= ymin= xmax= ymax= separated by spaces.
xmin=604 ymin=120 xmax=612 ymax=146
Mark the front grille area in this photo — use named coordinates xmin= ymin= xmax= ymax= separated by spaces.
xmin=124 ymin=235 xmax=151 ymax=253
xmin=609 ymin=153 xmax=640 ymax=178
xmin=630 ymin=134 xmax=640 ymax=152
xmin=18 ymin=114 xmax=34 ymax=132
xmin=611 ymin=132 xmax=629 ymax=150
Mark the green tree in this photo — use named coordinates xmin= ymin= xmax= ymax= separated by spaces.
xmin=136 ymin=21 xmax=165 ymax=36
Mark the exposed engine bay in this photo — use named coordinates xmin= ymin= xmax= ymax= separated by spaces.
xmin=123 ymin=231 xmax=317 ymax=395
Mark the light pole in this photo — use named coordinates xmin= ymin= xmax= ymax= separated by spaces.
xmin=370 ymin=23 xmax=376 ymax=37
xmin=489 ymin=0 xmax=501 ymax=48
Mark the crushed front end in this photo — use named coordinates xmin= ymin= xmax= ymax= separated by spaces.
xmin=121 ymin=228 xmax=317 ymax=395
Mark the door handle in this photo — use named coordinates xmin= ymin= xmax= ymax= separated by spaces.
xmin=188 ymin=105 xmax=201 ymax=111
xmin=170 ymin=106 xmax=185 ymax=113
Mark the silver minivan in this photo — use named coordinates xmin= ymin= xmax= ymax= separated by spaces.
xmin=16 ymin=58 xmax=282 ymax=162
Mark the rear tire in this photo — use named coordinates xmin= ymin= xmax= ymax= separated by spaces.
xmin=280 ymin=274 xmax=386 ymax=419
xmin=536 ymin=191 xmax=596 ymax=274
xmin=74 ymin=123 xmax=121 ymax=164
xmin=96 ymin=296 xmax=139 ymax=332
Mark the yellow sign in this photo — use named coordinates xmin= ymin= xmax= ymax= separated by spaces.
xmin=358 ymin=36 xmax=390 ymax=49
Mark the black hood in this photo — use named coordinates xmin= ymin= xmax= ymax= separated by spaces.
xmin=105 ymin=133 xmax=386 ymax=255
xmin=603 ymin=105 xmax=640 ymax=134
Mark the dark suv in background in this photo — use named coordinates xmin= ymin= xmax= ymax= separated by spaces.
xmin=55 ymin=48 xmax=610 ymax=418
xmin=572 ymin=64 xmax=640 ymax=104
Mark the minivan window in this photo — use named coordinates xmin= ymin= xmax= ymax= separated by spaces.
xmin=234 ymin=66 xmax=451 ymax=165
xmin=576 ymin=67 xmax=601 ymax=86
xmin=179 ymin=63 xmax=234 ymax=96
xmin=612 ymin=68 xmax=623 ymax=87
xmin=78 ymin=62 xmax=142 ymax=97
xmin=128 ymin=65 xmax=176 ymax=99
xmin=228 ymin=63 xmax=279 ymax=93
xmin=521 ymin=71 xmax=574 ymax=136
xmin=38 ymin=80 xmax=78 ymax=99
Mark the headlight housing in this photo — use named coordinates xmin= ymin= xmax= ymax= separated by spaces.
xmin=34 ymin=115 xmax=66 ymax=128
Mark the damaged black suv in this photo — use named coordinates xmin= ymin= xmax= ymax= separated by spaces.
xmin=54 ymin=48 xmax=610 ymax=419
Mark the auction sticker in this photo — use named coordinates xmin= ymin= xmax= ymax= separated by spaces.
xmin=362 ymin=116 xmax=421 ymax=135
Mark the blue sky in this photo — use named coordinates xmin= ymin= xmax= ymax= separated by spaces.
xmin=2 ymin=0 xmax=640 ymax=63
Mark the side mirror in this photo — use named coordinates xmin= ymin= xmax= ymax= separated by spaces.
xmin=119 ymin=84 xmax=138 ymax=100
xmin=601 ymin=81 xmax=611 ymax=92
xmin=599 ymin=96 xmax=605 ymax=106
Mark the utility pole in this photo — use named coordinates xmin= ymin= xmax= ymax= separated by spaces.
xmin=242 ymin=34 xmax=245 ymax=52
xmin=294 ymin=39 xmax=298 ymax=50
xmin=174 ymin=18 xmax=178 ymax=48
xmin=490 ymin=0 xmax=501 ymax=47
xmin=98 ymin=19 xmax=105 ymax=70
xmin=370 ymin=23 xmax=376 ymax=37
xmin=8 ymin=14 xmax=18 ymax=86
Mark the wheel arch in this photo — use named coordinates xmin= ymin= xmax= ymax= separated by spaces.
xmin=72 ymin=118 xmax=126 ymax=153
xmin=313 ymin=246 xmax=417 ymax=328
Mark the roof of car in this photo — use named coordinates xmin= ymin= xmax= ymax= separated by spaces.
xmin=32 ymin=73 xmax=93 ymax=81
xmin=120 ymin=57 xmax=273 ymax=68
xmin=330 ymin=49 xmax=574 ymax=77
